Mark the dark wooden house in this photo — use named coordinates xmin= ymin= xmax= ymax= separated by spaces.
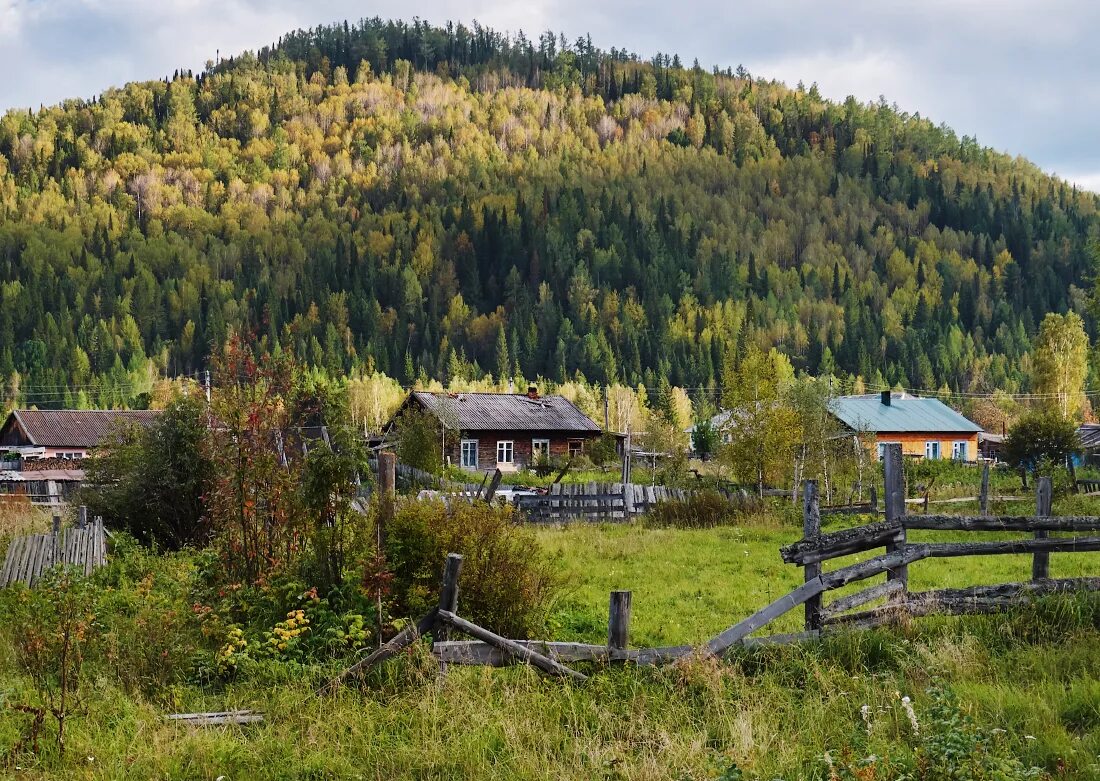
xmin=388 ymin=387 xmax=606 ymax=472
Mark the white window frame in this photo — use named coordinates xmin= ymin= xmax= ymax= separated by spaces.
xmin=496 ymin=440 xmax=514 ymax=465
xmin=876 ymin=443 xmax=887 ymax=461
xmin=460 ymin=439 xmax=479 ymax=470
xmin=953 ymin=441 xmax=969 ymax=461
xmin=925 ymin=441 xmax=941 ymax=460
xmin=568 ymin=439 xmax=583 ymax=458
xmin=532 ymin=439 xmax=550 ymax=461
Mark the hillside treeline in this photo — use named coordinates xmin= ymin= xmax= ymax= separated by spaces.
xmin=1 ymin=17 xmax=1098 ymax=409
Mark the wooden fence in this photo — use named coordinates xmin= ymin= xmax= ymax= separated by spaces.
xmin=0 ymin=508 xmax=107 ymax=588
xmin=514 ymin=483 xmax=691 ymax=522
xmin=784 ymin=443 xmax=1100 ymax=633
xmin=323 ymin=443 xmax=1100 ymax=686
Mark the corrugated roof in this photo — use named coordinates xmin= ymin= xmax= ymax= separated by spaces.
xmin=409 ymin=392 xmax=601 ymax=433
xmin=1078 ymin=424 xmax=1100 ymax=450
xmin=4 ymin=410 xmax=161 ymax=448
xmin=829 ymin=394 xmax=981 ymax=434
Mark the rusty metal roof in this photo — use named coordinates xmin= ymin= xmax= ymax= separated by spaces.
xmin=408 ymin=392 xmax=600 ymax=433
xmin=3 ymin=409 xmax=161 ymax=449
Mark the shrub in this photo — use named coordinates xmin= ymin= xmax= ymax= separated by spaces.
xmin=1004 ymin=411 xmax=1080 ymax=473
xmin=80 ymin=395 xmax=213 ymax=550
xmin=586 ymin=433 xmax=621 ymax=467
xmin=643 ymin=490 xmax=762 ymax=529
xmin=384 ymin=499 xmax=563 ymax=638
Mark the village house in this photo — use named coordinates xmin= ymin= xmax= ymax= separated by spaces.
xmin=387 ymin=386 xmax=606 ymax=472
xmin=0 ymin=409 xmax=161 ymax=503
xmin=831 ymin=392 xmax=982 ymax=461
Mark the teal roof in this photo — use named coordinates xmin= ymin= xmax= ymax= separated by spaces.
xmin=830 ymin=394 xmax=981 ymax=434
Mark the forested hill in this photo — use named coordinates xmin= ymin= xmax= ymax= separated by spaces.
xmin=1 ymin=17 xmax=1098 ymax=409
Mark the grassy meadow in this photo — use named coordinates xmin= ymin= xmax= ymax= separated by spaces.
xmin=0 ymin=493 xmax=1099 ymax=779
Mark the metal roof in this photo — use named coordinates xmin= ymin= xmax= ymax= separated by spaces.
xmin=829 ymin=394 xmax=982 ymax=434
xmin=2 ymin=409 xmax=161 ymax=449
xmin=1078 ymin=424 xmax=1100 ymax=450
xmin=408 ymin=392 xmax=601 ymax=433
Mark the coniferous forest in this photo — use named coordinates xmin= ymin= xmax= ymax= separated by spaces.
xmin=1 ymin=17 xmax=1098 ymax=409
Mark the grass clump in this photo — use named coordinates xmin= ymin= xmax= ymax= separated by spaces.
xmin=642 ymin=490 xmax=765 ymax=529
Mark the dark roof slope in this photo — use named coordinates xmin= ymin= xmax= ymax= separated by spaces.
xmin=409 ymin=392 xmax=600 ymax=433
xmin=5 ymin=409 xmax=161 ymax=448
xmin=1078 ymin=424 xmax=1100 ymax=450
xmin=830 ymin=394 xmax=981 ymax=434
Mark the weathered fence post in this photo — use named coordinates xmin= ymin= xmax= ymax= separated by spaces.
xmin=979 ymin=462 xmax=991 ymax=515
xmin=883 ymin=444 xmax=908 ymax=598
xmin=435 ymin=553 xmax=464 ymax=674
xmin=77 ymin=505 xmax=88 ymax=529
xmin=376 ymin=451 xmax=397 ymax=647
xmin=802 ymin=480 xmax=822 ymax=631
xmin=1033 ymin=477 xmax=1052 ymax=580
xmin=869 ymin=484 xmax=878 ymax=513
xmin=608 ymin=591 xmax=632 ymax=651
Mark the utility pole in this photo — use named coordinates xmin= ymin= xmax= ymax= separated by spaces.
xmin=603 ymin=385 xmax=610 ymax=431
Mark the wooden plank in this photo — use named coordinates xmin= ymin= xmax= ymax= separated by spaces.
xmin=780 ymin=520 xmax=903 ymax=565
xmin=823 ymin=579 xmax=905 ymax=618
xmin=905 ymin=514 xmax=1100 ymax=532
xmin=706 ymin=577 xmax=827 ymax=655
xmin=437 ymin=610 xmax=587 ymax=682
xmin=820 ymin=546 xmax=931 ymax=590
xmin=923 ymin=537 xmax=1100 ymax=558
xmin=1034 ymin=477 xmax=1052 ymax=580
xmin=432 ymin=631 xmax=820 ymax=667
xmin=166 ymin=710 xmax=264 ymax=726
xmin=433 ymin=554 xmax=463 ymax=673
xmin=1 ymin=536 xmax=24 ymax=586
xmin=828 ymin=577 xmax=1100 ymax=628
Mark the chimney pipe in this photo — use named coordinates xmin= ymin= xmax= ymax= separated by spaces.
xmin=880 ymin=390 xmax=891 ymax=406
xmin=527 ymin=384 xmax=539 ymax=400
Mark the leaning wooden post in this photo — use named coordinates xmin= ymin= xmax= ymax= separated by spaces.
xmin=434 ymin=553 xmax=464 ymax=673
xmin=608 ymin=591 xmax=632 ymax=652
xmin=979 ymin=461 xmax=991 ymax=515
xmin=802 ymin=480 xmax=822 ymax=631
xmin=77 ymin=505 xmax=88 ymax=529
xmin=1033 ymin=477 xmax=1052 ymax=580
xmin=883 ymin=444 xmax=908 ymax=599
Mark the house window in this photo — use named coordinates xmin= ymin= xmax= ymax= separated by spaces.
xmin=496 ymin=440 xmax=514 ymax=465
xmin=568 ymin=440 xmax=583 ymax=458
xmin=532 ymin=439 xmax=550 ymax=461
xmin=925 ymin=441 xmax=941 ymax=460
xmin=953 ymin=441 xmax=969 ymax=461
xmin=876 ymin=443 xmax=887 ymax=461
xmin=460 ymin=440 xmax=479 ymax=469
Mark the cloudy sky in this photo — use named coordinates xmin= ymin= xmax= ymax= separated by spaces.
xmin=2 ymin=0 xmax=1098 ymax=190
